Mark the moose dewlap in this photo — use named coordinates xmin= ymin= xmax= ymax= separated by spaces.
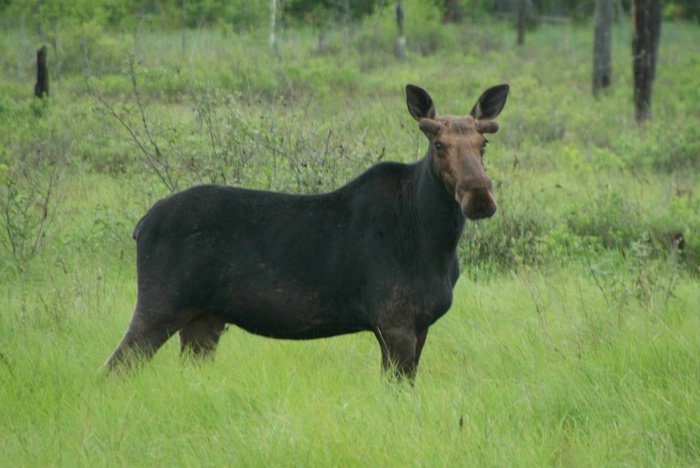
xmin=104 ymin=83 xmax=509 ymax=383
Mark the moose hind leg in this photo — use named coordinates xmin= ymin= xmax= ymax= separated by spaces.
xmin=103 ymin=300 xmax=198 ymax=372
xmin=104 ymin=303 xmax=191 ymax=373
xmin=179 ymin=313 xmax=227 ymax=358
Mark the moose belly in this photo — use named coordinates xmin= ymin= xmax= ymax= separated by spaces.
xmin=220 ymin=283 xmax=366 ymax=340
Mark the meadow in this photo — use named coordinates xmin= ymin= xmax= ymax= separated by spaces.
xmin=1 ymin=9 xmax=699 ymax=466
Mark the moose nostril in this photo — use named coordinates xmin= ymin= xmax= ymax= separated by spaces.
xmin=478 ymin=202 xmax=497 ymax=219
xmin=461 ymin=190 xmax=497 ymax=220
xmin=471 ymin=204 xmax=497 ymax=219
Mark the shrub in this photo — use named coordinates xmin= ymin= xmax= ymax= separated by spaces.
xmin=0 ymin=104 xmax=67 ymax=268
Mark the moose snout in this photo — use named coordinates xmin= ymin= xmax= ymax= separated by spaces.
xmin=457 ymin=178 xmax=498 ymax=220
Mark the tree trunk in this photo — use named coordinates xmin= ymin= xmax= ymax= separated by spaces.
xmin=396 ymin=1 xmax=406 ymax=61
xmin=49 ymin=22 xmax=60 ymax=81
xmin=34 ymin=45 xmax=49 ymax=99
xmin=342 ymin=0 xmax=350 ymax=54
xmin=34 ymin=0 xmax=46 ymax=44
xmin=81 ymin=25 xmax=92 ymax=78
xmin=593 ymin=0 xmax=614 ymax=95
xmin=443 ymin=0 xmax=460 ymax=23
xmin=632 ymin=0 xmax=662 ymax=122
xmin=269 ymin=0 xmax=277 ymax=49
xmin=517 ymin=0 xmax=526 ymax=45
xmin=181 ymin=0 xmax=187 ymax=58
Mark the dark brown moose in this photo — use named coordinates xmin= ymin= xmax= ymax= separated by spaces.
xmin=105 ymin=84 xmax=509 ymax=383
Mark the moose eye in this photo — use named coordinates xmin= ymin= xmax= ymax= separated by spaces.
xmin=481 ymin=139 xmax=489 ymax=153
xmin=434 ymin=141 xmax=445 ymax=151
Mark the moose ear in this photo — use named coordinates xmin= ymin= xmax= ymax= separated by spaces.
xmin=469 ymin=84 xmax=510 ymax=120
xmin=406 ymin=84 xmax=436 ymax=121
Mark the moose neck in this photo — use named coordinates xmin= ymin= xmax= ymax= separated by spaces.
xmin=407 ymin=153 xmax=466 ymax=256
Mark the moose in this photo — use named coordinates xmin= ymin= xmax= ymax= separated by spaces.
xmin=104 ymin=83 xmax=509 ymax=382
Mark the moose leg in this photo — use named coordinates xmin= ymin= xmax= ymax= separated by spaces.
xmin=179 ymin=313 xmax=227 ymax=358
xmin=413 ymin=328 xmax=429 ymax=372
xmin=103 ymin=302 xmax=192 ymax=373
xmin=374 ymin=326 xmax=418 ymax=382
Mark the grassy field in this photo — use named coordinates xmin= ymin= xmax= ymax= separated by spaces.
xmin=1 ymin=10 xmax=700 ymax=467
xmin=2 ymin=257 xmax=699 ymax=466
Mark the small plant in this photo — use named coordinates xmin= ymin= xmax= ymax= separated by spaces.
xmin=91 ymin=52 xmax=184 ymax=193
xmin=583 ymin=231 xmax=680 ymax=328
xmin=0 ymin=127 xmax=66 ymax=268
xmin=626 ymin=232 xmax=680 ymax=310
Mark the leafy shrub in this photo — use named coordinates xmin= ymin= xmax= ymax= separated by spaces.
xmin=667 ymin=121 xmax=700 ymax=171
xmin=460 ymin=174 xmax=554 ymax=276
xmin=360 ymin=0 xmax=448 ymax=58
xmin=91 ymin=60 xmax=375 ymax=196
xmin=567 ymin=187 xmax=641 ymax=251
xmin=46 ymin=20 xmax=125 ymax=76
xmin=648 ymin=192 xmax=700 ymax=274
xmin=286 ymin=57 xmax=361 ymax=97
xmin=0 ymin=105 xmax=67 ymax=268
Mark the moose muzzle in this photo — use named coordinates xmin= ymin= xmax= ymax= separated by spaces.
xmin=456 ymin=177 xmax=498 ymax=220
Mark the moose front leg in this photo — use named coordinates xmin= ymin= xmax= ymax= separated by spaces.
xmin=374 ymin=326 xmax=422 ymax=383
xmin=414 ymin=328 xmax=429 ymax=371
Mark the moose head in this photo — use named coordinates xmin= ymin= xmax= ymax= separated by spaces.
xmin=406 ymin=84 xmax=509 ymax=220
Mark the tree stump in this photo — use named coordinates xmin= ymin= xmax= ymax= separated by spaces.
xmin=34 ymin=45 xmax=49 ymax=99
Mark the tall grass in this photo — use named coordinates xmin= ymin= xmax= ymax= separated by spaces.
xmin=2 ymin=259 xmax=698 ymax=466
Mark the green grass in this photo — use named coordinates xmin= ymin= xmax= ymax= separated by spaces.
xmin=1 ymin=13 xmax=700 ymax=467
xmin=2 ymin=260 xmax=699 ymax=466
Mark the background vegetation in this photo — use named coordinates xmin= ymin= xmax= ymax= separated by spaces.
xmin=1 ymin=0 xmax=698 ymax=466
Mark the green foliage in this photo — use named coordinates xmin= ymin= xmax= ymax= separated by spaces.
xmin=0 ymin=100 xmax=67 ymax=268
xmin=286 ymin=57 xmax=361 ymax=96
xmin=3 ymin=0 xmax=700 ymax=38
xmin=153 ymin=0 xmax=272 ymax=30
xmin=87 ymin=58 xmax=374 ymax=195
xmin=52 ymin=20 xmax=126 ymax=76
xmin=649 ymin=191 xmax=700 ymax=274
xmin=286 ymin=0 xmax=377 ymax=23
xmin=665 ymin=0 xmax=700 ymax=21
xmin=368 ymin=0 xmax=451 ymax=56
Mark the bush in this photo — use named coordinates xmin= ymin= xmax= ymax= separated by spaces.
xmin=45 ymin=20 xmax=126 ymax=76
xmin=0 ymin=102 xmax=67 ymax=268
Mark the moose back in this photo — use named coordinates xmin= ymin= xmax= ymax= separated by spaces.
xmin=105 ymin=83 xmax=509 ymax=382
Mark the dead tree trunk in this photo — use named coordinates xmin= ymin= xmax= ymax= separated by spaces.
xmin=632 ymin=0 xmax=662 ymax=122
xmin=517 ymin=0 xmax=527 ymax=45
xmin=34 ymin=45 xmax=49 ymax=99
xmin=269 ymin=0 xmax=277 ymax=49
xmin=593 ymin=0 xmax=614 ymax=95
xmin=181 ymin=0 xmax=187 ymax=58
xmin=396 ymin=1 xmax=406 ymax=62
xmin=443 ymin=0 xmax=460 ymax=23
